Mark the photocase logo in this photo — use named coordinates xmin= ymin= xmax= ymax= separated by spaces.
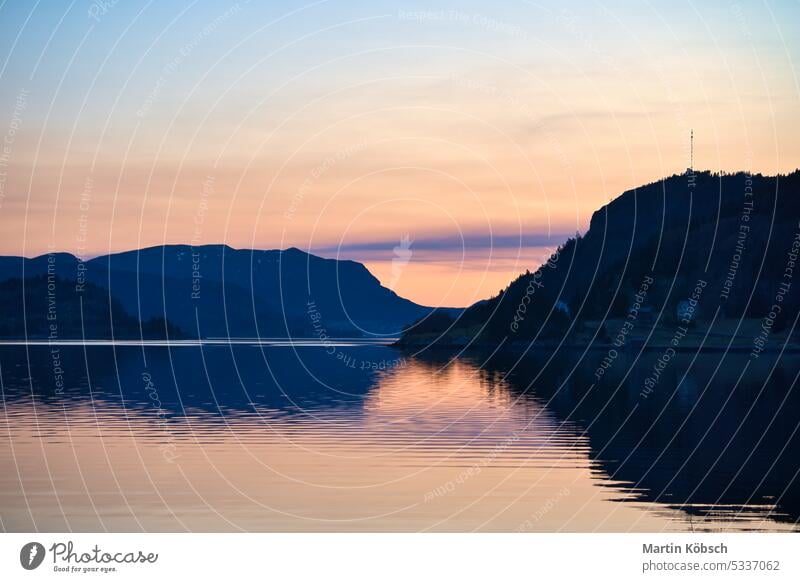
xmin=388 ymin=234 xmax=413 ymax=291
xmin=19 ymin=542 xmax=46 ymax=570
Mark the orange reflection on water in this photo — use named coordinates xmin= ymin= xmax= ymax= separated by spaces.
xmin=0 ymin=354 xmax=794 ymax=532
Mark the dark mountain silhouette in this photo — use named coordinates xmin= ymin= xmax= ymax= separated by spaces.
xmin=0 ymin=276 xmax=179 ymax=339
xmin=400 ymin=169 xmax=800 ymax=345
xmin=0 ymin=245 xmax=449 ymax=339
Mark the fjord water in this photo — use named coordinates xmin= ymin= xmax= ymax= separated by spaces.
xmin=1 ymin=343 xmax=798 ymax=532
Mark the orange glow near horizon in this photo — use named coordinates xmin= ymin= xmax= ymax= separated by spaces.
xmin=1 ymin=1 xmax=799 ymax=306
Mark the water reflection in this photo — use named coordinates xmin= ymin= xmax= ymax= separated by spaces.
xmin=0 ymin=344 xmax=797 ymax=531
xmin=480 ymin=348 xmax=800 ymax=530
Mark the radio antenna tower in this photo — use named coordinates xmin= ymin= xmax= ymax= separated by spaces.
xmin=690 ymin=129 xmax=694 ymax=172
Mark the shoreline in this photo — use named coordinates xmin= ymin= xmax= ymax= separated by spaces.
xmin=394 ymin=337 xmax=800 ymax=355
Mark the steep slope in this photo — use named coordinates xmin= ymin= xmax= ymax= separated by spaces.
xmin=0 ymin=245 xmax=439 ymax=338
xmin=400 ymin=170 xmax=800 ymax=345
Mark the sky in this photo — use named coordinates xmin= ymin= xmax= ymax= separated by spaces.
xmin=0 ymin=0 xmax=799 ymax=307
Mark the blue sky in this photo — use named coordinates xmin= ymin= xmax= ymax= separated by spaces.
xmin=1 ymin=0 xmax=798 ymax=305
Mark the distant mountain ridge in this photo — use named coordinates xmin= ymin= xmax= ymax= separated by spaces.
xmin=0 ymin=245 xmax=449 ymax=339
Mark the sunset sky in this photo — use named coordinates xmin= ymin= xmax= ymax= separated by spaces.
xmin=1 ymin=0 xmax=799 ymax=306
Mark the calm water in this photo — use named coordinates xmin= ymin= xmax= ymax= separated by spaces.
xmin=1 ymin=342 xmax=798 ymax=532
